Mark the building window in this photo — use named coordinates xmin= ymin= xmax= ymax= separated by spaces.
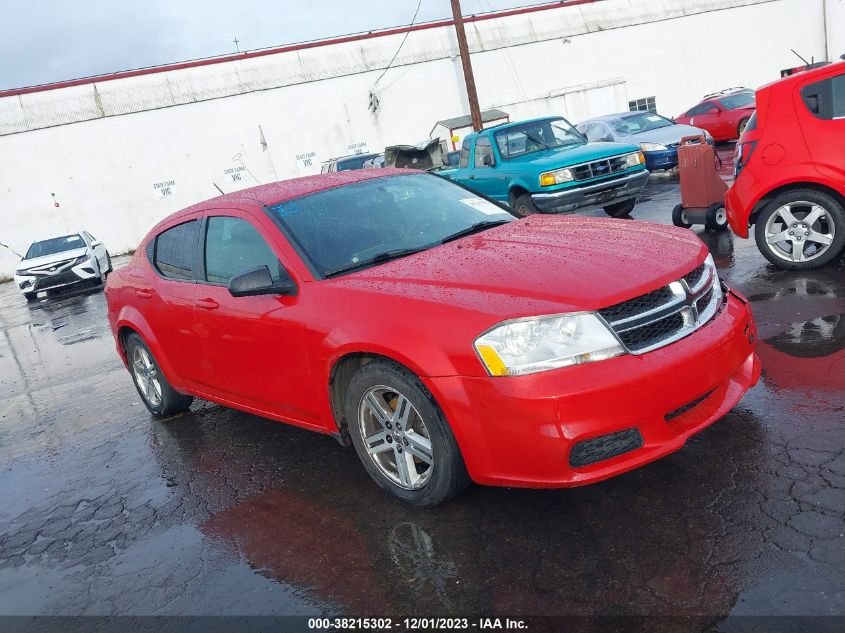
xmin=629 ymin=97 xmax=657 ymax=113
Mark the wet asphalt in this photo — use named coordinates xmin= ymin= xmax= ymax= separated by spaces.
xmin=0 ymin=166 xmax=843 ymax=629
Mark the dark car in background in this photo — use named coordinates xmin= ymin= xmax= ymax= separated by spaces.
xmin=320 ymin=152 xmax=381 ymax=173
xmin=675 ymin=88 xmax=756 ymax=141
xmin=576 ymin=111 xmax=711 ymax=171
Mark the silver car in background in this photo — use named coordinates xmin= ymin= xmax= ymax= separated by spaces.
xmin=14 ymin=231 xmax=111 ymax=301
xmin=576 ymin=111 xmax=712 ymax=171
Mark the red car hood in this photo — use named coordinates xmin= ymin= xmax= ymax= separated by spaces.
xmin=337 ymin=216 xmax=708 ymax=314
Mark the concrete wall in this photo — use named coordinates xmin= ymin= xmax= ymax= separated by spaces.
xmin=0 ymin=0 xmax=828 ymax=278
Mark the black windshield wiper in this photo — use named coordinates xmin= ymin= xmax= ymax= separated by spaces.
xmin=525 ymin=132 xmax=552 ymax=150
xmin=324 ymin=247 xmax=431 ymax=278
xmin=440 ymin=220 xmax=510 ymax=244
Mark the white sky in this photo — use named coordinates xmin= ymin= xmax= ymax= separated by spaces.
xmin=1 ymin=0 xmax=546 ymax=90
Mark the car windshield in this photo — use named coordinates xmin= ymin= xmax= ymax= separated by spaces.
xmin=606 ymin=112 xmax=675 ymax=136
xmin=719 ymin=92 xmax=755 ymax=110
xmin=494 ymin=118 xmax=585 ymax=159
xmin=267 ymin=173 xmax=516 ymax=278
xmin=25 ymin=234 xmax=85 ymax=259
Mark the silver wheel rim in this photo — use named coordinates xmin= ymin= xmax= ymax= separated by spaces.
xmin=132 ymin=346 xmax=162 ymax=408
xmin=681 ymin=210 xmax=690 ymax=224
xmin=715 ymin=207 xmax=727 ymax=225
xmin=764 ymin=201 xmax=835 ymax=264
xmin=358 ymin=385 xmax=434 ymax=490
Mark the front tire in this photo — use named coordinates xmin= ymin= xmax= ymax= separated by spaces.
xmin=737 ymin=118 xmax=749 ymax=137
xmin=603 ymin=198 xmax=636 ymax=218
xmin=512 ymin=193 xmax=539 ymax=217
xmin=24 ymin=292 xmax=37 ymax=303
xmin=345 ymin=360 xmax=470 ymax=507
xmin=125 ymin=333 xmax=193 ymax=417
xmin=754 ymin=189 xmax=845 ymax=269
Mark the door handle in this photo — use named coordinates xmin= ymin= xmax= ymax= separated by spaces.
xmin=468 ymin=175 xmax=475 ymax=180
xmin=195 ymin=298 xmax=219 ymax=310
xmin=135 ymin=289 xmax=152 ymax=299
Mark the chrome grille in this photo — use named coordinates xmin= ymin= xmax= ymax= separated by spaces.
xmin=598 ymin=258 xmax=723 ymax=355
xmin=570 ymin=155 xmax=628 ymax=182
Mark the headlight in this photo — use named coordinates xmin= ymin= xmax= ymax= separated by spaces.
xmin=15 ymin=269 xmax=31 ymax=277
xmin=539 ymin=168 xmax=574 ymax=187
xmin=639 ymin=142 xmax=667 ymax=152
xmin=72 ymin=255 xmax=90 ymax=266
xmin=625 ymin=151 xmax=646 ymax=167
xmin=474 ymin=313 xmax=624 ymax=376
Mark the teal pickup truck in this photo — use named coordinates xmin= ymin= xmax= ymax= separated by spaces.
xmin=440 ymin=116 xmax=650 ymax=217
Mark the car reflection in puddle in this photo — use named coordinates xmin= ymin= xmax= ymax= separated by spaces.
xmin=758 ymin=313 xmax=845 ymax=392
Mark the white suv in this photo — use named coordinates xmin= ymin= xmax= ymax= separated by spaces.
xmin=14 ymin=231 xmax=111 ymax=301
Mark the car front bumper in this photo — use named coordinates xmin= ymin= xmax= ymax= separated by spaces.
xmin=424 ymin=290 xmax=759 ymax=488
xmin=531 ymin=169 xmax=650 ymax=214
xmin=15 ymin=258 xmax=100 ymax=296
xmin=644 ymin=148 xmax=678 ymax=170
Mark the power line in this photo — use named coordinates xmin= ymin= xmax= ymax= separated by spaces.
xmin=374 ymin=0 xmax=424 ymax=86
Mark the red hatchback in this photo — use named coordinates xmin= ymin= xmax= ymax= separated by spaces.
xmin=106 ymin=170 xmax=760 ymax=506
xmin=675 ymin=89 xmax=756 ymax=141
xmin=726 ymin=61 xmax=845 ymax=269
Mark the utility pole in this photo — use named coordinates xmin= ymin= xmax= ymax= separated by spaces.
xmin=450 ymin=0 xmax=483 ymax=131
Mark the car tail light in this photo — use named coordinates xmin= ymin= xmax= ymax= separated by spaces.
xmin=734 ymin=140 xmax=757 ymax=179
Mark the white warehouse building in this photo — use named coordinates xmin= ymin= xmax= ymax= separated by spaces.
xmin=0 ymin=0 xmax=842 ymax=278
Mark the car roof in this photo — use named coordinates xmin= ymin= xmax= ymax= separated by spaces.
xmin=580 ymin=111 xmax=669 ymax=124
xmin=157 ymin=169 xmax=415 ymax=226
xmin=759 ymin=59 xmax=845 ymax=91
xmin=467 ymin=115 xmax=565 ymax=139
xmin=30 ymin=232 xmax=83 ymax=244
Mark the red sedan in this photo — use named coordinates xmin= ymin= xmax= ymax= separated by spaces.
xmin=675 ymin=89 xmax=756 ymax=141
xmin=106 ymin=169 xmax=760 ymax=506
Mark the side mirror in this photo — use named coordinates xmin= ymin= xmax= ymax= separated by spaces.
xmin=91 ymin=240 xmax=102 ymax=248
xmin=228 ymin=265 xmax=297 ymax=297
xmin=482 ymin=154 xmax=494 ymax=167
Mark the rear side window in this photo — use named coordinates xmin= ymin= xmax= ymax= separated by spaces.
xmin=802 ymin=73 xmax=845 ymax=119
xmin=459 ymin=139 xmax=470 ymax=168
xmin=204 ymin=216 xmax=283 ymax=285
xmin=154 ymin=220 xmax=197 ymax=280
xmin=687 ymin=102 xmax=714 ymax=116
xmin=474 ymin=137 xmax=495 ymax=167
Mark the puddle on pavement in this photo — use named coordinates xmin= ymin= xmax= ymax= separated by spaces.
xmin=765 ymin=314 xmax=845 ymax=358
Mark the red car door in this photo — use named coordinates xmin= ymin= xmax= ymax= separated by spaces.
xmin=690 ymin=101 xmax=723 ymax=139
xmin=191 ymin=210 xmax=325 ymax=429
xmin=144 ymin=218 xmax=203 ymax=386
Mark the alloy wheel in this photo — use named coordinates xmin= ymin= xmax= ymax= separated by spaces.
xmin=763 ymin=201 xmax=835 ymax=264
xmin=358 ymin=385 xmax=434 ymax=490
xmin=132 ymin=346 xmax=162 ymax=408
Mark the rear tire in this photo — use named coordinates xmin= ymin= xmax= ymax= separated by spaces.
xmin=345 ymin=360 xmax=470 ymax=507
xmin=125 ymin=332 xmax=193 ymax=417
xmin=737 ymin=118 xmax=749 ymax=137
xmin=672 ymin=204 xmax=693 ymax=228
xmin=754 ymin=189 xmax=845 ymax=270
xmin=705 ymin=203 xmax=729 ymax=231
xmin=512 ymin=193 xmax=539 ymax=217
xmin=603 ymin=198 xmax=636 ymax=218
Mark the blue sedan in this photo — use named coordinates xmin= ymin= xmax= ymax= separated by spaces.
xmin=576 ymin=112 xmax=712 ymax=171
